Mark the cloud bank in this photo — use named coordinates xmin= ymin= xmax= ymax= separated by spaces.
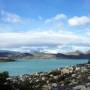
xmin=0 ymin=30 xmax=90 ymax=53
xmin=0 ymin=10 xmax=90 ymax=52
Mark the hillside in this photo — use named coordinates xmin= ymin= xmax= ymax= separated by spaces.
xmin=0 ymin=50 xmax=90 ymax=61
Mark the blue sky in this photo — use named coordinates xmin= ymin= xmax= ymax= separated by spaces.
xmin=0 ymin=0 xmax=90 ymax=17
xmin=0 ymin=0 xmax=90 ymax=53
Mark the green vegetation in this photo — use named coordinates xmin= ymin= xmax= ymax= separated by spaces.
xmin=88 ymin=60 xmax=90 ymax=64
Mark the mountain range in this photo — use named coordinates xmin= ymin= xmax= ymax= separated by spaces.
xmin=0 ymin=50 xmax=90 ymax=61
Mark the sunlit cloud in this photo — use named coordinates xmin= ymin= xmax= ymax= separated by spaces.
xmin=68 ymin=16 xmax=90 ymax=26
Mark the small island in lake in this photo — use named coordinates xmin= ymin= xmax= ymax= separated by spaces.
xmin=0 ymin=57 xmax=15 ymax=62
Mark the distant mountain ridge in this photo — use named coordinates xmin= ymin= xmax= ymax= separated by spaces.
xmin=56 ymin=50 xmax=90 ymax=59
xmin=0 ymin=50 xmax=90 ymax=61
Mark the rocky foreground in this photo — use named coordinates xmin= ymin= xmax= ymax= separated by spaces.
xmin=0 ymin=61 xmax=90 ymax=90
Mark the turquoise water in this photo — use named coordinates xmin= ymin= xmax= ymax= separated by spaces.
xmin=0 ymin=59 xmax=88 ymax=76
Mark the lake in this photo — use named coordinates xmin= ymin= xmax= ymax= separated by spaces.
xmin=0 ymin=59 xmax=88 ymax=76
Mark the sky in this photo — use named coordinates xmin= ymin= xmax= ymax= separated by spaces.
xmin=0 ymin=0 xmax=90 ymax=53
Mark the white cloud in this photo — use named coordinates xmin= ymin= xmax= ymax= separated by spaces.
xmin=45 ymin=14 xmax=67 ymax=24
xmin=0 ymin=30 xmax=90 ymax=53
xmin=68 ymin=16 xmax=90 ymax=26
xmin=1 ymin=10 xmax=22 ymax=23
xmin=54 ymin=14 xmax=67 ymax=20
xmin=0 ymin=30 xmax=80 ymax=48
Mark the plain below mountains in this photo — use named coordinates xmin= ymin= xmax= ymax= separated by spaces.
xmin=0 ymin=50 xmax=90 ymax=61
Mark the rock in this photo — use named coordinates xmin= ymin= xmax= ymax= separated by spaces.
xmin=52 ymin=83 xmax=57 ymax=87
xmin=85 ymin=83 xmax=90 ymax=87
xmin=88 ymin=76 xmax=90 ymax=80
xmin=72 ymin=74 xmax=76 ymax=77
xmin=42 ymin=84 xmax=51 ymax=90
xmin=61 ymin=68 xmax=70 ymax=74
xmin=41 ymin=77 xmax=46 ymax=80
xmin=73 ymin=85 xmax=86 ymax=90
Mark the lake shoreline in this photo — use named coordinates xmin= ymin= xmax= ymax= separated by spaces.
xmin=0 ymin=61 xmax=90 ymax=90
xmin=0 ymin=59 xmax=88 ymax=76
